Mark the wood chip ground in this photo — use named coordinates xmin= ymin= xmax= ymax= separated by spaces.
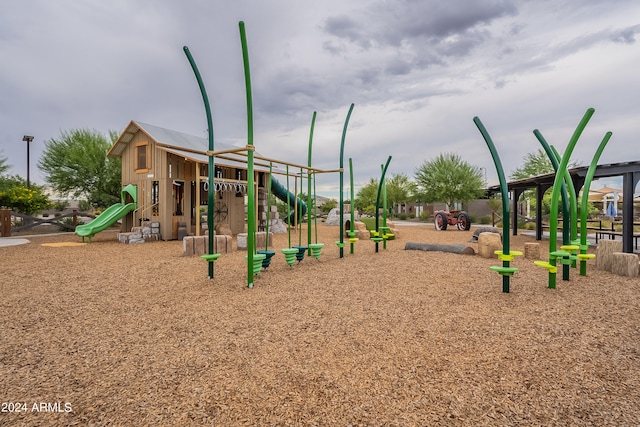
xmin=1 ymin=223 xmax=639 ymax=426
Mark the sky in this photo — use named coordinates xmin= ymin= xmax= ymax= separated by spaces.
xmin=1 ymin=0 xmax=639 ymax=198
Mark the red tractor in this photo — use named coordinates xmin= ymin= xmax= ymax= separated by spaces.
xmin=434 ymin=210 xmax=471 ymax=231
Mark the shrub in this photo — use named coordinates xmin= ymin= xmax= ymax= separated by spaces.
xmin=478 ymin=215 xmax=492 ymax=225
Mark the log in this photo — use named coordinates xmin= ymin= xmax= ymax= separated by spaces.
xmin=405 ymin=242 xmax=475 ymax=255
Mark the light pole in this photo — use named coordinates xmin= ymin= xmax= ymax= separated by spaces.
xmin=22 ymin=135 xmax=34 ymax=188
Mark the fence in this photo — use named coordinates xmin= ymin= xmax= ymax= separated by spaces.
xmin=0 ymin=209 xmax=95 ymax=237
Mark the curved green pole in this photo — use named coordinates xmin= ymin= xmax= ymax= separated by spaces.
xmin=338 ymin=103 xmax=355 ymax=258
xmin=349 ymin=157 xmax=356 ymax=254
xmin=286 ymin=165 xmax=291 ymax=247
xmin=374 ymin=156 xmax=392 ymax=253
xmin=183 ymin=46 xmax=216 ymax=280
xmin=307 ymin=112 xmax=317 ymax=255
xmin=552 ymin=145 xmax=579 ymax=275
xmin=547 ymin=108 xmax=594 ymax=289
xmin=239 ymin=21 xmax=256 ymax=288
xmin=298 ymin=169 xmax=303 ymax=247
xmin=579 ymin=131 xmax=612 ymax=275
xmin=550 ymin=146 xmax=577 ymax=243
xmin=383 ymin=166 xmax=388 ymax=250
xmin=313 ymin=172 xmax=318 ymax=243
xmin=473 ymin=117 xmax=512 ymax=293
xmin=265 ymin=162 xmax=273 ymax=250
xmin=534 ymin=131 xmax=573 ymax=280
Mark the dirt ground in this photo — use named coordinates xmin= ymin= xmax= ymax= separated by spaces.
xmin=1 ymin=222 xmax=639 ymax=426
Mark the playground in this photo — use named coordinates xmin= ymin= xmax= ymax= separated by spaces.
xmin=2 ymin=223 xmax=639 ymax=426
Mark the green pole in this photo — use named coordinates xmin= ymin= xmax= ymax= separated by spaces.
xmin=298 ymin=170 xmax=303 ymax=247
xmin=338 ymin=103 xmax=355 ymax=258
xmin=239 ymin=21 xmax=256 ymax=288
xmin=534 ymin=131 xmax=573 ymax=280
xmin=382 ymin=165 xmax=388 ymax=250
xmin=374 ymin=156 xmax=392 ymax=253
xmin=313 ymin=172 xmax=318 ymax=243
xmin=307 ymin=112 xmax=316 ymax=255
xmin=547 ymin=108 xmax=594 ymax=289
xmin=349 ymin=157 xmax=355 ymax=254
xmin=579 ymin=132 xmax=612 ymax=275
xmin=473 ymin=117 xmax=512 ymax=293
xmin=286 ymin=165 xmax=291 ymax=248
xmin=265 ymin=163 xmax=273 ymax=250
xmin=183 ymin=46 xmax=216 ymax=280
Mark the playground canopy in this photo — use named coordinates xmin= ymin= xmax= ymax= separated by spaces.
xmin=487 ymin=160 xmax=640 ymax=254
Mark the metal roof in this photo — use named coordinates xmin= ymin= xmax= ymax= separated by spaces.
xmin=487 ymin=161 xmax=640 ymax=194
xmin=107 ymin=120 xmax=270 ymax=171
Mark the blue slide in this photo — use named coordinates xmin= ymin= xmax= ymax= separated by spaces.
xmin=270 ymin=177 xmax=307 ymax=225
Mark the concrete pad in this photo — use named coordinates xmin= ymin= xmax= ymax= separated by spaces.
xmin=0 ymin=238 xmax=30 ymax=247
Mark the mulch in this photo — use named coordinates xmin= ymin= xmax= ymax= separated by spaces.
xmin=1 ymin=223 xmax=639 ymax=426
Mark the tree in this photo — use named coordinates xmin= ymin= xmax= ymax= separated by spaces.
xmin=320 ymin=199 xmax=337 ymax=213
xmin=0 ymin=175 xmax=51 ymax=215
xmin=0 ymin=152 xmax=9 ymax=176
xmin=38 ymin=129 xmax=121 ymax=209
xmin=354 ymin=178 xmax=378 ymax=213
xmin=510 ymin=148 xmax=581 ymax=216
xmin=385 ymin=173 xmax=412 ymax=209
xmin=414 ymin=153 xmax=485 ymax=208
xmin=510 ymin=148 xmax=580 ymax=180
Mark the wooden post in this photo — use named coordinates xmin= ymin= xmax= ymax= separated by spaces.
xmin=1 ymin=208 xmax=11 ymax=237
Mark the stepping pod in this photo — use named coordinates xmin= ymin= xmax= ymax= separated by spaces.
xmin=292 ymin=245 xmax=308 ymax=263
xmin=245 ymin=253 xmax=266 ymax=276
xmin=257 ymin=249 xmax=276 ymax=269
xmin=281 ymin=248 xmax=298 ymax=266
xmin=308 ymin=243 xmax=324 ymax=259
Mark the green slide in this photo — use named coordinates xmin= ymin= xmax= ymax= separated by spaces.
xmin=75 ymin=184 xmax=137 ymax=242
xmin=270 ymin=177 xmax=306 ymax=225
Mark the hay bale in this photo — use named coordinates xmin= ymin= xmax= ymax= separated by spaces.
xmin=182 ymin=236 xmax=194 ymax=256
xmin=477 ymin=232 xmax=502 ymax=258
xmin=595 ymin=240 xmax=623 ymax=271
xmin=524 ymin=242 xmax=541 ymax=260
xmin=610 ymin=252 xmax=640 ymax=277
xmin=470 ymin=226 xmax=502 ymax=242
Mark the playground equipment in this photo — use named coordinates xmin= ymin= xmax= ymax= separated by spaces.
xmin=184 ymin=21 xmax=350 ymax=286
xmin=271 ymin=177 xmax=306 ymax=225
xmin=532 ymin=108 xmax=607 ymax=288
xmin=183 ymin=46 xmax=222 ymax=279
xmin=346 ymin=158 xmax=359 ymax=254
xmin=372 ymin=156 xmax=393 ymax=253
xmin=257 ymin=163 xmax=276 ymax=270
xmin=337 ymin=104 xmax=355 ymax=258
xmin=473 ymin=117 xmax=522 ymax=293
xmin=433 ymin=210 xmax=471 ymax=231
xmin=75 ymin=184 xmax=137 ymax=242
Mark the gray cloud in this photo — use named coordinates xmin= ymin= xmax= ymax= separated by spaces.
xmin=1 ymin=0 xmax=639 ymax=197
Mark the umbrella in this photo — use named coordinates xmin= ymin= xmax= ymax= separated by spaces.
xmin=606 ymin=200 xmax=618 ymax=218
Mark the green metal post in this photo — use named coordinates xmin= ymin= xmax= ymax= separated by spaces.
xmin=338 ymin=103 xmax=355 ymax=258
xmin=265 ymin=163 xmax=272 ymax=250
xmin=183 ymin=46 xmax=216 ymax=280
xmin=473 ymin=117 xmax=512 ymax=293
xmin=547 ymin=108 xmax=594 ymax=289
xmin=534 ymin=131 xmax=573 ymax=280
xmin=382 ymin=165 xmax=388 ymax=250
xmin=349 ymin=157 xmax=355 ymax=254
xmin=286 ymin=165 xmax=291 ymax=248
xmin=374 ymin=156 xmax=392 ymax=253
xmin=579 ymin=132 xmax=612 ymax=275
xmin=239 ymin=21 xmax=256 ymax=288
xmin=307 ymin=112 xmax=316 ymax=255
